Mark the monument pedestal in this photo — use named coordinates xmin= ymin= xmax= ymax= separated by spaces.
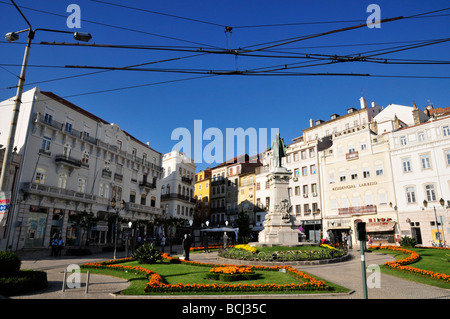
xmin=257 ymin=167 xmax=299 ymax=245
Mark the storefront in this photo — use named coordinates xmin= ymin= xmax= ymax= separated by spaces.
xmin=24 ymin=206 xmax=48 ymax=248
xmin=301 ymin=220 xmax=322 ymax=243
xmin=366 ymin=220 xmax=396 ymax=245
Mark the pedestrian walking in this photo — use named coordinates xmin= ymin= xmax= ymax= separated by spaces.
xmin=203 ymin=233 xmax=209 ymax=253
xmin=160 ymin=235 xmax=165 ymax=253
xmin=50 ymin=237 xmax=58 ymax=256
xmin=182 ymin=234 xmax=191 ymax=261
xmin=57 ymin=236 xmax=65 ymax=256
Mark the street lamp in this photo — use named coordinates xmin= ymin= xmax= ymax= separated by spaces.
xmin=0 ymin=0 xmax=92 ymax=193
xmin=313 ymin=208 xmax=320 ymax=244
xmin=110 ymin=198 xmax=126 ymax=259
xmin=188 ymin=219 xmax=194 ymax=246
xmin=423 ymin=198 xmax=445 ymax=247
xmin=128 ymin=221 xmax=133 ymax=257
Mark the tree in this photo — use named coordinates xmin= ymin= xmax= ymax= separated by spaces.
xmin=68 ymin=211 xmax=98 ymax=246
xmin=237 ymin=211 xmax=250 ymax=243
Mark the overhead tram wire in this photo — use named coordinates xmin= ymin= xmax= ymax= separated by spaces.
xmin=90 ymin=0 xmax=226 ymax=28
xmin=0 ymin=0 xmax=223 ymax=49
xmin=0 ymin=52 xmax=208 ymax=90
xmin=231 ymin=7 xmax=450 ymax=29
xmin=236 ymin=7 xmax=450 ymax=52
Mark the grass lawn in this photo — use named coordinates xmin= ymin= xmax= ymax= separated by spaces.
xmin=83 ymin=259 xmax=351 ymax=295
xmin=372 ymin=247 xmax=450 ymax=289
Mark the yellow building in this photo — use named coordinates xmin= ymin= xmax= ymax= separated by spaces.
xmin=238 ymin=171 xmax=256 ymax=224
xmin=194 ymin=169 xmax=211 ymax=222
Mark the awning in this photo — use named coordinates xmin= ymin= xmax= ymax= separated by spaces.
xmin=252 ymin=226 xmax=264 ymax=231
xmin=201 ymin=227 xmax=238 ymax=232
xmin=366 ymin=221 xmax=396 ymax=232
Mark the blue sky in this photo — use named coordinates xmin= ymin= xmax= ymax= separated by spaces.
xmin=1 ymin=1 xmax=449 ymax=171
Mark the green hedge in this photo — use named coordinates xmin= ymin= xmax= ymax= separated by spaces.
xmin=205 ymin=272 xmax=258 ymax=282
xmin=0 ymin=251 xmax=21 ymax=277
xmin=0 ymin=270 xmax=48 ymax=296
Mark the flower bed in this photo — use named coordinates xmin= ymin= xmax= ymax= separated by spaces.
xmin=219 ymin=245 xmax=345 ymax=262
xmin=369 ymin=245 xmax=450 ymax=283
xmin=206 ymin=266 xmax=257 ymax=281
xmin=81 ymin=253 xmax=329 ymax=294
xmin=234 ymin=244 xmax=257 ymax=254
xmin=190 ymin=244 xmax=235 ymax=251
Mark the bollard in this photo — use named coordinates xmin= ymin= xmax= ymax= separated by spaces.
xmin=85 ymin=270 xmax=90 ymax=294
xmin=62 ymin=269 xmax=67 ymax=292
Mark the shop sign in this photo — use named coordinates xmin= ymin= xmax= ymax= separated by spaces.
xmin=332 ymin=181 xmax=377 ymax=191
xmin=0 ymin=191 xmax=11 ymax=226
xmin=366 ymin=221 xmax=395 ymax=232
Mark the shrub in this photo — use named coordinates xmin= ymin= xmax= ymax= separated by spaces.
xmin=0 ymin=270 xmax=48 ymax=296
xmin=0 ymin=251 xmax=21 ymax=277
xmin=400 ymin=236 xmax=417 ymax=248
xmin=134 ymin=243 xmax=162 ymax=264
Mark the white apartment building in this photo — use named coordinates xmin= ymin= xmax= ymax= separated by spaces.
xmin=160 ymin=150 xmax=196 ymax=221
xmin=284 ymin=136 xmax=321 ymax=242
xmin=388 ymin=114 xmax=450 ymax=246
xmin=0 ymin=87 xmax=163 ymax=250
xmin=319 ymin=123 xmax=399 ymax=245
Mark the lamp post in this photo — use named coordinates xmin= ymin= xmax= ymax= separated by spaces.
xmin=1 ymin=1 xmax=93 ymax=194
xmin=423 ymin=198 xmax=445 ymax=247
xmin=189 ymin=219 xmax=194 ymax=246
xmin=128 ymin=221 xmax=133 ymax=257
xmin=313 ymin=208 xmax=320 ymax=244
xmin=110 ymin=198 xmax=126 ymax=259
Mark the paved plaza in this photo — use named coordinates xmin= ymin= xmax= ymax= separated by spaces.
xmin=4 ymin=247 xmax=448 ymax=300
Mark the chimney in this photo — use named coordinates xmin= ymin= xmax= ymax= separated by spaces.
xmin=393 ymin=114 xmax=400 ymax=130
xmin=371 ymin=101 xmax=376 ymax=108
xmin=147 ymin=141 xmax=150 ymax=147
xmin=370 ymin=118 xmax=378 ymax=134
xmin=309 ymin=119 xmax=314 ymax=127
xmin=412 ymin=102 xmax=421 ymax=125
xmin=360 ymin=97 xmax=367 ymax=109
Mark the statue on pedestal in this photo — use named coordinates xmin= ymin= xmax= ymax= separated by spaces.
xmin=271 ymin=133 xmax=287 ymax=168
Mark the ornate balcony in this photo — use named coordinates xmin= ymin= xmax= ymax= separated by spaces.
xmin=139 ymin=180 xmax=156 ymax=190
xmin=181 ymin=176 xmax=192 ymax=184
xmin=55 ymin=154 xmax=81 ymax=168
xmin=345 ymin=151 xmax=359 ymax=161
xmin=22 ymin=182 xmax=96 ymax=203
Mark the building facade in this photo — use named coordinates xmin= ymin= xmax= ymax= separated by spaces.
xmin=284 ymin=137 xmax=322 ymax=242
xmin=160 ymin=150 xmax=196 ymax=221
xmin=0 ymin=88 xmax=164 ymax=250
xmin=194 ymin=169 xmax=211 ymax=223
xmin=388 ymin=114 xmax=450 ymax=246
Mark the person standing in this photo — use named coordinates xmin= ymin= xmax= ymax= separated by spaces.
xmin=57 ymin=236 xmax=65 ymax=256
xmin=50 ymin=237 xmax=58 ymax=257
xmin=182 ymin=234 xmax=191 ymax=261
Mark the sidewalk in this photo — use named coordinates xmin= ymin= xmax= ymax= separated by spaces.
xmin=7 ymin=247 xmax=450 ymax=299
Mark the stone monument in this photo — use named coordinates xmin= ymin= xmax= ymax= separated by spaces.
xmin=257 ymin=133 xmax=300 ymax=246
